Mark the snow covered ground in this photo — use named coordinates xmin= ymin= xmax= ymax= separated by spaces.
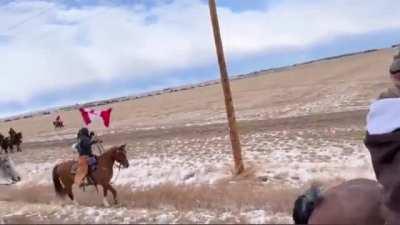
xmin=0 ymin=123 xmax=375 ymax=223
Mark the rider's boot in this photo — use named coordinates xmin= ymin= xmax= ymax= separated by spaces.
xmin=86 ymin=168 xmax=96 ymax=185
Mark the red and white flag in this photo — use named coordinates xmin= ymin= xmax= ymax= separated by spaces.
xmin=79 ymin=107 xmax=112 ymax=127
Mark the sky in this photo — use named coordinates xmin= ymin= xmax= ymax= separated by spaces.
xmin=0 ymin=0 xmax=399 ymax=118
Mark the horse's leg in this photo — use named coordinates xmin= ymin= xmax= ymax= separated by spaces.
xmin=102 ymin=185 xmax=110 ymax=207
xmin=69 ymin=183 xmax=81 ymax=205
xmin=105 ymin=183 xmax=118 ymax=204
xmin=66 ymin=186 xmax=74 ymax=201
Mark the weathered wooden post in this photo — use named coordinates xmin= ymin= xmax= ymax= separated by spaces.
xmin=208 ymin=0 xmax=244 ymax=174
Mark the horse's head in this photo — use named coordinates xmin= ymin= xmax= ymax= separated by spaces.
xmin=0 ymin=156 xmax=21 ymax=183
xmin=112 ymin=144 xmax=129 ymax=168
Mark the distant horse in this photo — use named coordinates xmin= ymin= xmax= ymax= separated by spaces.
xmin=52 ymin=144 xmax=129 ymax=206
xmin=293 ymin=178 xmax=384 ymax=225
xmin=53 ymin=120 xmax=64 ymax=129
xmin=9 ymin=132 xmax=22 ymax=152
xmin=0 ymin=134 xmax=10 ymax=154
xmin=0 ymin=156 xmax=21 ymax=184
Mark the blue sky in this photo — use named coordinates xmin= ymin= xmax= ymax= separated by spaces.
xmin=0 ymin=0 xmax=399 ymax=118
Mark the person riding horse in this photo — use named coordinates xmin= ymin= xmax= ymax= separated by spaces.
xmin=74 ymin=127 xmax=100 ymax=187
xmin=5 ymin=128 xmax=22 ymax=153
xmin=53 ymin=115 xmax=64 ymax=128
xmin=8 ymin=128 xmax=16 ymax=141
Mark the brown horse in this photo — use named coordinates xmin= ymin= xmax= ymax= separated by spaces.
xmin=293 ymin=178 xmax=385 ymax=225
xmin=0 ymin=134 xmax=10 ymax=154
xmin=52 ymin=144 xmax=129 ymax=206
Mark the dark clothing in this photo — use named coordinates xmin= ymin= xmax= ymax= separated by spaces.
xmin=365 ymin=131 xmax=400 ymax=210
xmin=9 ymin=128 xmax=16 ymax=138
xmin=78 ymin=127 xmax=90 ymax=139
xmin=364 ymin=85 xmax=400 ymax=224
xmin=77 ymin=135 xmax=96 ymax=157
xmin=74 ymin=127 xmax=97 ymax=187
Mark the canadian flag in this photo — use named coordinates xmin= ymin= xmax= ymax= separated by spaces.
xmin=79 ymin=107 xmax=112 ymax=127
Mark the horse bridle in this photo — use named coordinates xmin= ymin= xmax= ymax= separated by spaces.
xmin=94 ymin=140 xmax=125 ymax=184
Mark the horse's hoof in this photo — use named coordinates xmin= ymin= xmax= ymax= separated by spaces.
xmin=103 ymin=198 xmax=110 ymax=207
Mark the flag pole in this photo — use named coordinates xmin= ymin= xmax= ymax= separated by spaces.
xmin=208 ymin=0 xmax=244 ymax=175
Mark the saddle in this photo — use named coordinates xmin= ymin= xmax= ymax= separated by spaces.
xmin=70 ymin=156 xmax=98 ymax=188
xmin=70 ymin=156 xmax=98 ymax=174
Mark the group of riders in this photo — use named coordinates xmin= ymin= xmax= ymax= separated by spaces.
xmin=0 ymin=128 xmax=22 ymax=154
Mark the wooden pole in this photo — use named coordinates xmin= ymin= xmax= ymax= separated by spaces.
xmin=208 ymin=0 xmax=244 ymax=175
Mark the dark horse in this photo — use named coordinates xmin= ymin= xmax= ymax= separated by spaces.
xmin=0 ymin=134 xmax=10 ymax=154
xmin=52 ymin=144 xmax=129 ymax=206
xmin=293 ymin=178 xmax=385 ymax=225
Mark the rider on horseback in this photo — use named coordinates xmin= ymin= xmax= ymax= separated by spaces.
xmin=8 ymin=128 xmax=16 ymax=140
xmin=74 ymin=127 xmax=99 ymax=187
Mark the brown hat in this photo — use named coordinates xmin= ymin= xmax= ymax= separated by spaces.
xmin=390 ymin=51 xmax=400 ymax=74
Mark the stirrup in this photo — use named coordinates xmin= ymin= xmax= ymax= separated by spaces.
xmin=79 ymin=182 xmax=86 ymax=188
xmin=87 ymin=176 xmax=95 ymax=185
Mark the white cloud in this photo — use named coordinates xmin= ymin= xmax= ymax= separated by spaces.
xmin=0 ymin=0 xmax=399 ymax=103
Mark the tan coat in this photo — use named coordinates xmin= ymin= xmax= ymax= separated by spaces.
xmin=74 ymin=156 xmax=88 ymax=186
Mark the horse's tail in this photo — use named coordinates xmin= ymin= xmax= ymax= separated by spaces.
xmin=52 ymin=165 xmax=66 ymax=198
xmin=293 ymin=185 xmax=322 ymax=224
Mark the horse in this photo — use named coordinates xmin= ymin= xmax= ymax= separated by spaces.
xmin=0 ymin=134 xmax=10 ymax=154
xmin=9 ymin=132 xmax=22 ymax=152
xmin=52 ymin=144 xmax=129 ymax=206
xmin=53 ymin=120 xmax=64 ymax=129
xmin=293 ymin=178 xmax=385 ymax=225
xmin=0 ymin=156 xmax=21 ymax=184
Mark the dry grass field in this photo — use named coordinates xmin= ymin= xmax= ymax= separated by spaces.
xmin=0 ymin=46 xmax=397 ymax=223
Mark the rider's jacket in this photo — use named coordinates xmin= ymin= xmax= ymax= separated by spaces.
xmin=77 ymin=135 xmax=96 ymax=157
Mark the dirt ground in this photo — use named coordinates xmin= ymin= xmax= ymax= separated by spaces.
xmin=0 ymin=47 xmax=397 ymax=223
